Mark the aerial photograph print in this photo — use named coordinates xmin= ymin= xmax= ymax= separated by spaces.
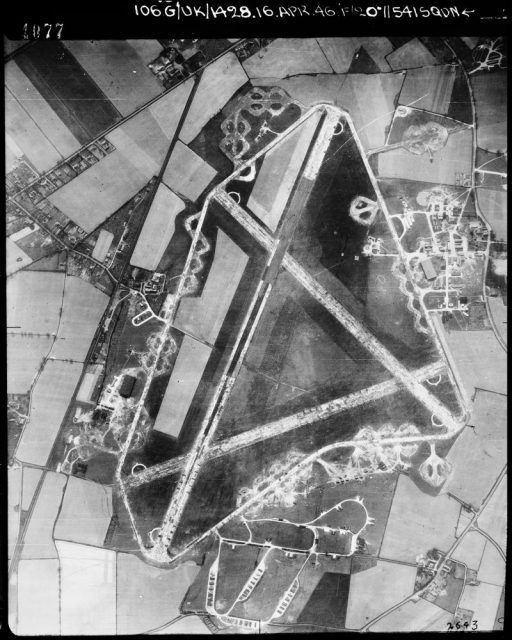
xmin=5 ymin=2 xmax=508 ymax=635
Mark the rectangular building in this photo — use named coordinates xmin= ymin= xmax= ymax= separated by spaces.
xmin=420 ymin=258 xmax=438 ymax=281
xmin=91 ymin=229 xmax=114 ymax=263
xmin=130 ymin=183 xmax=184 ymax=272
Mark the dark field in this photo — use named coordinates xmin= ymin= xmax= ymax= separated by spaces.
xmin=247 ymin=520 xmax=314 ymax=550
xmin=122 ymin=430 xmax=179 ymax=476
xmin=215 ymin=268 xmax=391 ymax=440
xmin=214 ymin=542 xmax=263 ymax=614
xmin=127 ymin=474 xmax=179 ymax=546
xmin=15 ymin=41 xmax=121 ymax=145
xmin=316 ymin=530 xmax=353 ymax=555
xmin=447 ymin=66 xmax=473 ymax=125
xmin=297 ymin=572 xmax=350 ymax=629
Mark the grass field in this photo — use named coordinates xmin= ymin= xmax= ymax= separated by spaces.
xmin=378 ymin=128 xmax=473 ymax=185
xmin=478 ymin=540 xmax=506 ymax=587
xmin=451 ymin=531 xmax=486 ymax=570
xmin=63 ymin=40 xmax=162 ymax=118
xmin=379 ymin=473 xmax=459 ymax=563
xmin=7 ymin=334 xmax=52 ymax=394
xmin=233 ymin=548 xmax=305 ymax=621
xmin=174 ymin=227 xmax=249 ymax=345
xmin=117 ymin=553 xmax=200 ymax=634
xmin=445 ymin=391 xmax=506 ymax=509
xmin=7 ymin=270 xmax=65 ymax=335
xmin=477 ymin=473 xmax=506 ymax=552
xmin=317 ymin=37 xmax=392 ymax=73
xmin=180 ymin=52 xmax=248 ymax=144
xmin=15 ymin=361 xmax=83 ymax=467
xmin=477 ymin=188 xmax=507 ymax=241
xmin=6 ymin=60 xmax=81 ymax=156
xmin=56 ymin=540 xmax=116 ymax=635
xmin=399 ymin=65 xmax=456 ymax=115
xmin=297 ymin=571 xmax=350 ymax=629
xmin=16 ymin=558 xmax=61 ymax=635
xmin=439 ymin=327 xmax=507 ymax=398
xmin=51 ymin=276 xmax=108 ymax=361
xmin=242 ymin=39 xmax=332 ymax=78
xmin=370 ymin=597 xmax=452 ymax=631
xmin=21 ymin=467 xmax=43 ymax=511
xmin=21 ymin=471 xmax=67 ymax=560
xmin=8 ymin=467 xmax=22 ymax=562
xmin=6 ymin=87 xmax=63 ymax=172
xmin=54 ymin=476 xmax=112 ymax=547
xmin=6 ymin=237 xmax=34 ymax=275
xmin=247 ymin=112 xmax=321 ymax=232
xmin=458 ymin=581 xmax=502 ymax=631
xmin=16 ymin=40 xmax=121 ymax=144
xmin=163 ymin=141 xmax=217 ymax=203
xmin=386 ymin=38 xmax=437 ymax=70
xmin=346 ymin=561 xmax=417 ymax=629
xmin=338 ymin=73 xmax=404 ymax=150
xmin=215 ymin=543 xmax=262 ymax=614
xmin=130 ymin=184 xmax=184 ymax=272
xmin=48 ymin=150 xmax=153 ymax=233
xmin=471 ymin=70 xmax=507 ymax=153
xmin=248 ymin=520 xmax=314 ymax=549
xmin=153 ymin=336 xmax=212 ymax=438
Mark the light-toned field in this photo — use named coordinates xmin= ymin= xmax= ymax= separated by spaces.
xmin=487 ymin=296 xmax=507 ymax=346
xmin=7 ymin=334 xmax=52 ymax=394
xmin=174 ymin=228 xmax=249 ymax=345
xmin=21 ymin=471 xmax=67 ymax=559
xmin=339 ymin=73 xmax=405 ymax=150
xmin=16 ymin=558 xmax=61 ymax=635
xmin=370 ymin=597 xmax=452 ymax=632
xmin=478 ymin=540 xmax=506 ymax=587
xmin=6 ymin=238 xmax=33 ymax=276
xmin=15 ymin=360 xmax=83 ymax=466
xmin=458 ymin=581 xmax=502 ymax=630
xmin=6 ymin=86 xmax=62 ymax=172
xmin=346 ymin=561 xmax=417 ymax=629
xmin=125 ymin=39 xmax=163 ymax=63
xmin=107 ymin=118 xmax=161 ymax=180
xmin=377 ymin=128 xmax=473 ymax=185
xmin=451 ymin=530 xmax=486 ymax=570
xmin=21 ymin=466 xmax=43 ymax=511
xmin=6 ymin=60 xmax=80 ymax=156
xmin=477 ymin=188 xmax=507 ymax=241
xmin=445 ymin=391 xmax=506 ymax=509
xmin=116 ymin=554 xmax=199 ymax=634
xmin=7 ymin=270 xmax=65 ymax=335
xmin=442 ymin=328 xmax=507 ymax=397
xmin=253 ymin=75 xmax=343 ymax=109
xmin=317 ymin=37 xmax=393 ymax=72
xmin=248 ymin=111 xmax=321 ymax=231
xmin=56 ymin=540 xmax=116 ymax=635
xmin=63 ymin=40 xmax=162 ymax=117
xmin=478 ymin=473 xmax=506 ymax=552
xmin=91 ymin=229 xmax=115 ymax=262
xmin=54 ymin=476 xmax=113 ymax=546
xmin=379 ymin=474 xmax=459 ymax=563
xmin=471 ymin=70 xmax=507 ymax=153
xmin=48 ymin=149 xmax=152 ymax=232
xmin=163 ymin=141 xmax=217 ymax=202
xmin=399 ymin=65 xmax=457 ymax=115
xmin=149 ymin=78 xmax=194 ymax=137
xmin=8 ymin=467 xmax=22 ymax=562
xmin=154 ymin=336 xmax=212 ymax=438
xmin=180 ymin=52 xmax=248 ymax=144
xmin=242 ymin=39 xmax=332 ymax=78
xmin=50 ymin=276 xmax=108 ymax=361
xmin=386 ymin=38 xmax=437 ymax=70
xmin=130 ymin=183 xmax=184 ymax=272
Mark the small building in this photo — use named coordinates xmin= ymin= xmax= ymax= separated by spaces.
xmin=420 ymin=257 xmax=438 ymax=281
xmin=92 ymin=229 xmax=114 ymax=263
xmin=119 ymin=374 xmax=137 ymax=399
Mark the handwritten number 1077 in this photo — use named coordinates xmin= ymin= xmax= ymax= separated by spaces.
xmin=23 ymin=23 xmax=64 ymax=39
